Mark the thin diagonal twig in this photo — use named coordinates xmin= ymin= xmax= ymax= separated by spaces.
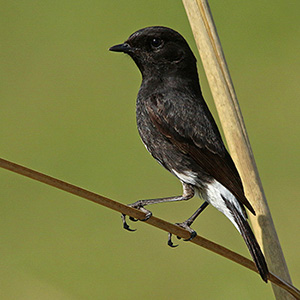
xmin=0 ymin=158 xmax=299 ymax=298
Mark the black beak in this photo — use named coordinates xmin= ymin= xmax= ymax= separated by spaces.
xmin=109 ymin=42 xmax=132 ymax=53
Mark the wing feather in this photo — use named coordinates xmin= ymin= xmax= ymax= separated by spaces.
xmin=146 ymin=93 xmax=255 ymax=215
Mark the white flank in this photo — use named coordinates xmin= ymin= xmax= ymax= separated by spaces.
xmin=172 ymin=169 xmax=198 ymax=186
xmin=202 ymin=179 xmax=245 ymax=233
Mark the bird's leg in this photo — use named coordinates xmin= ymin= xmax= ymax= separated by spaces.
xmin=122 ymin=183 xmax=194 ymax=231
xmin=168 ymin=201 xmax=209 ymax=247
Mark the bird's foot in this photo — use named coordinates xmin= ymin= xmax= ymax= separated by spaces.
xmin=167 ymin=221 xmax=197 ymax=248
xmin=122 ymin=200 xmax=152 ymax=232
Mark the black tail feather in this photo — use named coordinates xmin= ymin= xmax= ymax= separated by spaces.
xmin=224 ymin=198 xmax=269 ymax=282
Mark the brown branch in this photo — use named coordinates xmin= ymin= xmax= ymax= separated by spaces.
xmin=0 ymin=157 xmax=299 ymax=299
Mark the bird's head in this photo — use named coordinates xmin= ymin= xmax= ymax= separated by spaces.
xmin=109 ymin=26 xmax=197 ymax=79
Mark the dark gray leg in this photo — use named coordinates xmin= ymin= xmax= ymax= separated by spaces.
xmin=122 ymin=183 xmax=194 ymax=231
xmin=168 ymin=201 xmax=209 ymax=247
xmin=180 ymin=201 xmax=209 ymax=227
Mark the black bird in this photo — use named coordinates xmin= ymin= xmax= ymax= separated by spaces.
xmin=109 ymin=26 xmax=269 ymax=282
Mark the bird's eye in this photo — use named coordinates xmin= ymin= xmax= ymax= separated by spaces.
xmin=151 ymin=38 xmax=163 ymax=48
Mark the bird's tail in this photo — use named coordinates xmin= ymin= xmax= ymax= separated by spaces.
xmin=225 ymin=197 xmax=269 ymax=282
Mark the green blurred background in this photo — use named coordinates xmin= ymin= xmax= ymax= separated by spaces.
xmin=1 ymin=1 xmax=299 ymax=299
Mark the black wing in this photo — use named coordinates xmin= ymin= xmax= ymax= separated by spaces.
xmin=146 ymin=93 xmax=255 ymax=215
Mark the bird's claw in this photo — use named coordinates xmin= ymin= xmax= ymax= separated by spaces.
xmin=167 ymin=233 xmax=179 ymax=247
xmin=122 ymin=214 xmax=136 ymax=232
xmin=183 ymin=230 xmax=197 ymax=241
xmin=129 ymin=216 xmax=138 ymax=222
xmin=122 ymin=203 xmax=152 ymax=231
xmin=167 ymin=222 xmax=197 ymax=247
